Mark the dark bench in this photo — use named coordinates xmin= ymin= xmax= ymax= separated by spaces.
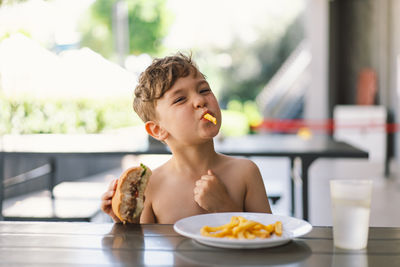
xmin=1 ymin=160 xmax=118 ymax=222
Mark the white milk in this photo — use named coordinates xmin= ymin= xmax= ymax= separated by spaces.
xmin=332 ymin=198 xmax=370 ymax=250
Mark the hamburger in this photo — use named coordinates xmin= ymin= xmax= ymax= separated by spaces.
xmin=112 ymin=164 xmax=151 ymax=223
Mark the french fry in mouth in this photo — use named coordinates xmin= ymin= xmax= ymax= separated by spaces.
xmin=203 ymin=113 xmax=217 ymax=125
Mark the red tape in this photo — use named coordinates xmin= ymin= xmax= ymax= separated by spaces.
xmin=252 ymin=119 xmax=399 ymax=134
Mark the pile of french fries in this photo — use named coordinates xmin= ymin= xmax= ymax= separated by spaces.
xmin=200 ymin=216 xmax=282 ymax=239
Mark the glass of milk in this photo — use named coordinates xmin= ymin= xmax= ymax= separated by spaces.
xmin=330 ymin=179 xmax=373 ymax=250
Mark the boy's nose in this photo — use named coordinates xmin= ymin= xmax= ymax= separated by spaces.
xmin=194 ymin=95 xmax=206 ymax=108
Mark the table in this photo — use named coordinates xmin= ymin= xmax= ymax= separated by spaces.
xmin=0 ymin=134 xmax=368 ymax=221
xmin=0 ymin=222 xmax=398 ymax=266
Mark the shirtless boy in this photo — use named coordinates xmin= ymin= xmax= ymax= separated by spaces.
xmin=101 ymin=53 xmax=272 ymax=223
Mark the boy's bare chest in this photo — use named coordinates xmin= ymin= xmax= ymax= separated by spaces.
xmin=151 ymin=179 xmax=207 ymax=223
xmin=149 ymin=171 xmax=244 ymax=224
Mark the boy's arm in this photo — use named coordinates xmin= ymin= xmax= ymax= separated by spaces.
xmin=140 ymin=187 xmax=156 ymax=223
xmin=140 ymin=202 xmax=156 ymax=223
xmin=244 ymin=161 xmax=272 ymax=213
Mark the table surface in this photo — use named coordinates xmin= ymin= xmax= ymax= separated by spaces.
xmin=215 ymin=134 xmax=368 ymax=158
xmin=0 ymin=221 xmax=398 ymax=266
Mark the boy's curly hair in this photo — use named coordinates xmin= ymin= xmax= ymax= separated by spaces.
xmin=133 ymin=52 xmax=203 ymax=122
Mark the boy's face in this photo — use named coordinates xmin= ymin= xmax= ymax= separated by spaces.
xmin=154 ymin=71 xmax=221 ymax=145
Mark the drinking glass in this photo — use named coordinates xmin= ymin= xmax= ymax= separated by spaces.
xmin=330 ymin=179 xmax=373 ymax=250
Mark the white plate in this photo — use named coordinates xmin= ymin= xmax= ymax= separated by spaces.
xmin=173 ymin=212 xmax=312 ymax=249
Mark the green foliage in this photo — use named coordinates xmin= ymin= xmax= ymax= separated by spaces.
xmin=0 ymin=29 xmax=31 ymax=42
xmin=220 ymin=110 xmax=249 ymax=137
xmin=79 ymin=0 xmax=171 ymax=58
xmin=220 ymin=99 xmax=263 ymax=137
xmin=0 ymin=95 xmax=142 ymax=134
xmin=0 ymin=0 xmax=28 ymax=6
xmin=243 ymin=101 xmax=263 ymax=127
xmin=0 ymin=0 xmax=52 ymax=7
xmin=127 ymin=0 xmax=170 ymax=55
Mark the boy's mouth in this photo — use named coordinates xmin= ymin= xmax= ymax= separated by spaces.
xmin=202 ymin=112 xmax=217 ymax=125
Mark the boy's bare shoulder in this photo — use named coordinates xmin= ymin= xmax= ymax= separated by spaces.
xmin=147 ymin=161 xmax=170 ymax=188
xmin=149 ymin=163 xmax=167 ymax=182
xmin=218 ymin=154 xmax=259 ymax=174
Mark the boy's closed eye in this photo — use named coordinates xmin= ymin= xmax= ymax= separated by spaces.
xmin=173 ymin=96 xmax=186 ymax=104
xmin=171 ymin=87 xmax=211 ymax=105
xmin=199 ymin=88 xmax=211 ymax=94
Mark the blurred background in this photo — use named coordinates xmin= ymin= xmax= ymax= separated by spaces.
xmin=0 ymin=0 xmax=305 ymax=136
xmin=0 ymin=0 xmax=399 ymax=225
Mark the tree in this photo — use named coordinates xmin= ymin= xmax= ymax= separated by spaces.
xmin=79 ymin=0 xmax=171 ymax=59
